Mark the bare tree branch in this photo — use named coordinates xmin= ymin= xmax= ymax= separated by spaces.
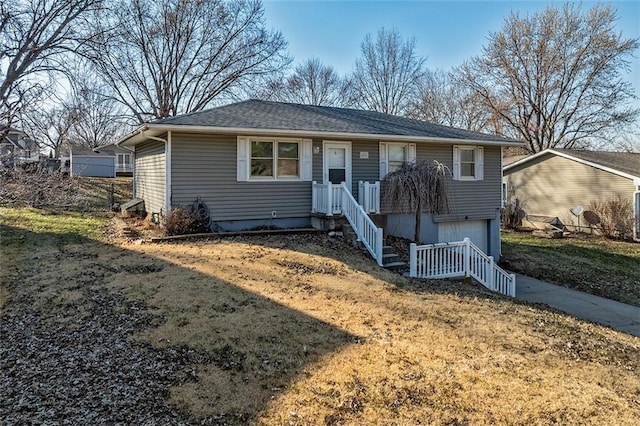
xmin=351 ymin=28 xmax=426 ymax=115
xmin=256 ymin=58 xmax=348 ymax=106
xmin=86 ymin=0 xmax=290 ymax=122
xmin=456 ymin=3 xmax=639 ymax=153
xmin=1 ymin=0 xmax=102 ymax=129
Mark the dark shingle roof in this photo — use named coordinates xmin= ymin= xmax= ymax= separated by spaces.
xmin=152 ymin=100 xmax=518 ymax=143
xmin=554 ymin=149 xmax=640 ymax=178
xmin=71 ymin=147 xmax=116 ymax=156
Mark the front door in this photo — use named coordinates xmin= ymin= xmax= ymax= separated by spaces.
xmin=323 ymin=141 xmax=351 ymax=188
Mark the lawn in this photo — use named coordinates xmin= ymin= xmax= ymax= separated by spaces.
xmin=501 ymin=230 xmax=640 ymax=306
xmin=1 ymin=208 xmax=639 ymax=424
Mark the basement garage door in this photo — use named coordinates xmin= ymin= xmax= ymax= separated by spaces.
xmin=438 ymin=220 xmax=488 ymax=252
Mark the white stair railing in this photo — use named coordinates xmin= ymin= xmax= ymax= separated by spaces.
xmin=358 ymin=181 xmax=381 ymax=214
xmin=409 ymin=238 xmax=516 ymax=297
xmin=340 ymin=183 xmax=384 ymax=266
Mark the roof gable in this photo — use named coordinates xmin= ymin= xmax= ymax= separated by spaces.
xmin=120 ymin=100 xmax=523 ymax=147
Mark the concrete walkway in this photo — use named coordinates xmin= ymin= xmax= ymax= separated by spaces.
xmin=514 ymin=274 xmax=640 ymax=337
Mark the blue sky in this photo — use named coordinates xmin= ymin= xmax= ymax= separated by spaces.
xmin=263 ymin=0 xmax=640 ymax=90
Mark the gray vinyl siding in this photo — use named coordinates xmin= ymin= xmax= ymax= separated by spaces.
xmin=312 ymin=139 xmax=501 ymax=219
xmin=71 ymin=156 xmax=115 ymax=177
xmin=312 ymin=139 xmax=323 ymax=182
xmin=504 ymin=153 xmax=635 ymax=225
xmin=424 ymin=144 xmax=502 ymax=221
xmin=352 ymin=140 xmax=380 ymax=200
xmin=363 ymin=142 xmax=500 ymax=220
xmin=170 ymin=133 xmax=311 ymax=221
xmin=134 ymin=140 xmax=165 ymax=215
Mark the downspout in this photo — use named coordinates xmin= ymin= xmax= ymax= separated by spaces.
xmin=634 ymin=179 xmax=640 ymax=242
xmin=166 ymin=131 xmax=172 ymax=216
xmin=498 ymin=146 xmax=504 ymax=258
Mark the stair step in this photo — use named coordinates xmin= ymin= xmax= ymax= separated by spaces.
xmin=382 ymin=245 xmax=395 ymax=255
xmin=382 ymin=253 xmax=400 ymax=263
xmin=382 ymin=261 xmax=406 ymax=269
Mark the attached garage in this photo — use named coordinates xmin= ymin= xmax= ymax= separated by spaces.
xmin=438 ymin=220 xmax=488 ymax=252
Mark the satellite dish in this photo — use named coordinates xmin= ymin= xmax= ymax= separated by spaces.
xmin=583 ymin=211 xmax=600 ymax=226
xmin=570 ymin=205 xmax=584 ymax=217
xmin=570 ymin=205 xmax=584 ymax=233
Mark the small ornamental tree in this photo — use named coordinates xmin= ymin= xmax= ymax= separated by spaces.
xmin=382 ymin=160 xmax=451 ymax=242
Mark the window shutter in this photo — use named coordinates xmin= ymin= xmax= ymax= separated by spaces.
xmin=408 ymin=143 xmax=416 ymax=164
xmin=237 ymin=137 xmax=249 ymax=181
xmin=379 ymin=142 xmax=388 ymax=179
xmin=476 ymin=146 xmax=484 ymax=180
xmin=452 ymin=146 xmax=460 ymax=180
xmin=301 ymin=139 xmax=313 ymax=181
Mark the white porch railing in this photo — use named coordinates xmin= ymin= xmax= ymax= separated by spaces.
xmin=409 ymin=238 xmax=516 ymax=297
xmin=312 ymin=182 xmax=343 ymax=215
xmin=116 ymin=164 xmax=133 ymax=173
xmin=341 ymin=182 xmax=384 ymax=266
xmin=358 ymin=181 xmax=381 ymax=214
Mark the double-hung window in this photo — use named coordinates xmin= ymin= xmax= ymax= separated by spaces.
xmin=379 ymin=142 xmax=416 ymax=179
xmin=453 ymin=145 xmax=484 ymax=181
xmin=250 ymin=140 xmax=300 ymax=178
xmin=237 ymin=137 xmax=312 ymax=181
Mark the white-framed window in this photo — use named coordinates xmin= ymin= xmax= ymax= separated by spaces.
xmin=379 ymin=142 xmax=416 ymax=179
xmin=117 ymin=153 xmax=131 ymax=166
xmin=453 ymin=145 xmax=484 ymax=181
xmin=237 ymin=136 xmax=312 ymax=182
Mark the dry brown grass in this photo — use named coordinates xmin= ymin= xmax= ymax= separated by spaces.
xmin=104 ymin=234 xmax=640 ymax=425
xmin=3 ymin=209 xmax=640 ymax=424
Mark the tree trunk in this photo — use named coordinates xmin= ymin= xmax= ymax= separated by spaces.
xmin=414 ymin=200 xmax=422 ymax=243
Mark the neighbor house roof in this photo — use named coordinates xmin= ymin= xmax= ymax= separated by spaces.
xmin=71 ymin=147 xmax=116 ymax=157
xmin=118 ymin=100 xmax=523 ymax=147
xmin=1 ymin=126 xmax=37 ymax=150
xmin=504 ymin=148 xmax=640 ymax=181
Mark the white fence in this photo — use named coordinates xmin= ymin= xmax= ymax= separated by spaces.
xmin=358 ymin=181 xmax=380 ymax=214
xmin=409 ymin=238 xmax=516 ymax=297
xmin=312 ymin=182 xmax=343 ymax=215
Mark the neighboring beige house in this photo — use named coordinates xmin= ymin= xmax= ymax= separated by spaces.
xmin=503 ymin=149 xmax=640 ymax=240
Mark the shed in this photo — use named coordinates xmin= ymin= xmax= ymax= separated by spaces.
xmin=70 ymin=148 xmax=116 ymax=177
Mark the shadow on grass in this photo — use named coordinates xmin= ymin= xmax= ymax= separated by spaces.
xmin=0 ymin=224 xmax=357 ymax=424
xmin=193 ymin=232 xmax=506 ymax=303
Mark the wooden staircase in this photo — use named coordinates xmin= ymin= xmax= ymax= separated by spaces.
xmin=342 ymin=224 xmax=405 ymax=269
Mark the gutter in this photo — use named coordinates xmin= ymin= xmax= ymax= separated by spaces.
xmin=117 ymin=124 xmax=524 ymax=148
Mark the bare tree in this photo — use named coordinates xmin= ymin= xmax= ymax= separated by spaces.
xmin=408 ymin=69 xmax=492 ymax=132
xmin=351 ymin=28 xmax=426 ymax=115
xmin=0 ymin=0 xmax=102 ymax=134
xmin=68 ymin=76 xmax=130 ymax=148
xmin=457 ymin=3 xmax=639 ymax=153
xmin=259 ymin=58 xmax=345 ymax=106
xmin=87 ymin=0 xmax=289 ymax=123
xmin=382 ymin=161 xmax=451 ymax=243
xmin=22 ymin=102 xmax=78 ymax=158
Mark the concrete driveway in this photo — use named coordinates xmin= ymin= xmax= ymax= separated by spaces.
xmin=515 ymin=274 xmax=640 ymax=337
